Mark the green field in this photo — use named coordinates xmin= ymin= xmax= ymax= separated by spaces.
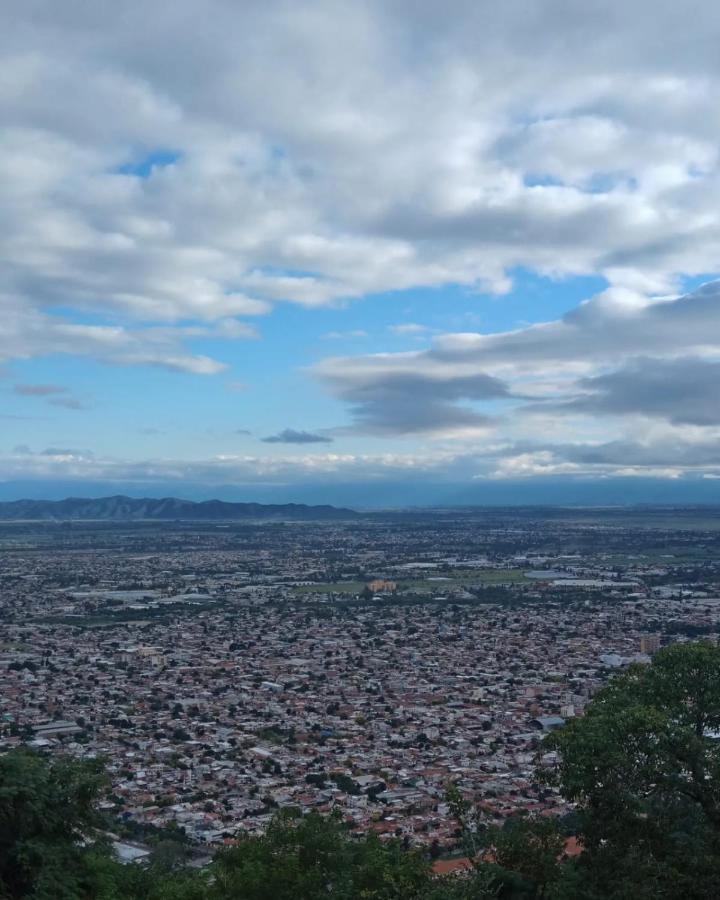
xmin=293 ymin=569 xmax=527 ymax=595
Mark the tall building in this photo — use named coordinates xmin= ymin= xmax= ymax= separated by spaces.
xmin=640 ymin=634 xmax=661 ymax=655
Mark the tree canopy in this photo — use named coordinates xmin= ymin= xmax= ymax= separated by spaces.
xmin=545 ymin=640 xmax=720 ymax=898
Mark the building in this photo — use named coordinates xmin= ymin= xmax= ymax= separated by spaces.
xmin=640 ymin=634 xmax=661 ymax=655
xmin=367 ymin=579 xmax=397 ymax=593
xmin=118 ymin=646 xmax=166 ymax=667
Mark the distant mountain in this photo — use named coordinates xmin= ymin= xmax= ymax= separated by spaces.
xmin=0 ymin=495 xmax=357 ymax=521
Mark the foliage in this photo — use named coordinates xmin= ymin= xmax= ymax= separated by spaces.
xmin=0 ymin=747 xmax=109 ymax=899
xmin=484 ymin=816 xmax=564 ymax=897
xmin=211 ymin=808 xmax=430 ymax=899
xmin=545 ymin=641 xmax=720 ymax=898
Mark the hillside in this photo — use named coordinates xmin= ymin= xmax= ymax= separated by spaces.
xmin=0 ymin=495 xmax=357 ymax=521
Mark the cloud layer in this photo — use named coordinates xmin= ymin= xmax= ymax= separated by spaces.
xmin=4 ymin=0 xmax=720 ymax=373
xmin=3 ymin=2 xmax=720 ymax=491
xmin=316 ymin=280 xmax=720 ymax=476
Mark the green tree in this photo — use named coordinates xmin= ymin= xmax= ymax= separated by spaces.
xmin=210 ymin=807 xmax=430 ymax=899
xmin=485 ymin=816 xmax=563 ymax=897
xmin=0 ymin=748 xmax=110 ymax=899
xmin=545 ymin=641 xmax=720 ymax=898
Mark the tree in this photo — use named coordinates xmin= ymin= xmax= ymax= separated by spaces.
xmin=0 ymin=747 xmax=110 ymax=899
xmin=545 ymin=641 xmax=720 ymax=898
xmin=484 ymin=816 xmax=564 ymax=897
xmin=210 ymin=808 xmax=430 ymax=899
xmin=0 ymin=748 xmax=209 ymax=900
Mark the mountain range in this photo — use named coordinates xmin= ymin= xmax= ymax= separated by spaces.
xmin=0 ymin=495 xmax=357 ymax=521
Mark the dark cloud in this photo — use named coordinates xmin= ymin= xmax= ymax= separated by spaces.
xmin=499 ymin=436 xmax=720 ymax=476
xmin=261 ymin=428 xmax=333 ymax=444
xmin=14 ymin=384 xmax=67 ymax=396
xmin=318 ymin=281 xmax=720 ymax=436
xmin=537 ymin=357 xmax=720 ymax=426
xmin=13 ymin=383 xmax=86 ymax=410
xmin=333 ymin=371 xmax=507 ymax=434
xmin=536 ymin=439 xmax=720 ymax=469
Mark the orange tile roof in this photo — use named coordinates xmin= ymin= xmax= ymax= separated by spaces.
xmin=563 ymin=836 xmax=583 ymax=857
xmin=432 ymin=857 xmax=473 ymax=876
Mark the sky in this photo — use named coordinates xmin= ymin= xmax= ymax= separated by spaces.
xmin=2 ymin=0 xmax=720 ymax=506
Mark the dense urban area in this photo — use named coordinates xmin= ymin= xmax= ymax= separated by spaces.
xmin=2 ymin=504 xmax=720 ymax=872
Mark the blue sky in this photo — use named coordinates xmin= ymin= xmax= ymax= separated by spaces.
xmin=2 ymin=1 xmax=720 ymax=505
xmin=2 ymin=272 xmax=608 ymax=456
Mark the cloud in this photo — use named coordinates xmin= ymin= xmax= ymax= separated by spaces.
xmin=13 ymin=382 xmax=87 ymax=409
xmin=318 ymin=362 xmax=507 ymax=435
xmin=14 ymin=384 xmax=67 ymax=396
xmin=0 ymin=304 xmax=227 ymax=373
xmin=482 ymin=434 xmax=720 ymax=481
xmin=3 ymin=2 xmax=720 ymax=488
xmin=39 ymin=447 xmax=95 ymax=458
xmin=535 ymin=357 xmax=720 ymax=426
xmin=388 ymin=323 xmax=429 ymax=335
xmin=4 ymin=0 xmax=720 ymax=373
xmin=261 ymin=428 xmax=334 ymax=444
xmin=4 ymin=438 xmax=720 ymax=492
xmin=322 ymin=330 xmax=369 ymax=340
xmin=0 ymin=446 xmax=463 ymax=484
xmin=316 ymin=281 xmax=720 ymax=436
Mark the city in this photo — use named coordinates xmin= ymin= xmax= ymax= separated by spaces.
xmin=2 ymin=506 xmax=719 ymax=866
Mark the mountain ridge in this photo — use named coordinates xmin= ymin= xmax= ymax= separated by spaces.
xmin=0 ymin=495 xmax=357 ymax=521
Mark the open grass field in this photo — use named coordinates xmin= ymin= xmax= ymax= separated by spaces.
xmin=293 ymin=568 xmax=528 ymax=595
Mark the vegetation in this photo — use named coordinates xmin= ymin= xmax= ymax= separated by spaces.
xmin=544 ymin=640 xmax=720 ymax=898
xmin=0 ymin=749 xmax=110 ymax=900
xmin=4 ymin=642 xmax=720 ymax=897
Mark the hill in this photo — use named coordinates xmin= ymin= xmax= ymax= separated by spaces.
xmin=0 ymin=495 xmax=357 ymax=521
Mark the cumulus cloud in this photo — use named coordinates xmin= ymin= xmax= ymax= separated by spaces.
xmin=0 ymin=304 xmax=227 ymax=373
xmin=316 ymin=281 xmax=720 ymax=437
xmin=4 ymin=1 xmax=720 ymax=488
xmin=4 ymin=0 xmax=720 ymax=373
xmin=261 ymin=428 xmax=334 ymax=444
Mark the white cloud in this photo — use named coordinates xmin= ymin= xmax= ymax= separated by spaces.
xmin=0 ymin=446 xmax=468 ymax=484
xmin=3 ymin=0 xmax=720 ymax=372
xmin=0 ymin=300 xmax=227 ymax=373
xmin=314 ymin=280 xmax=720 ymax=477
xmin=388 ymin=323 xmax=430 ymax=335
xmin=321 ymin=330 xmax=369 ymax=340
